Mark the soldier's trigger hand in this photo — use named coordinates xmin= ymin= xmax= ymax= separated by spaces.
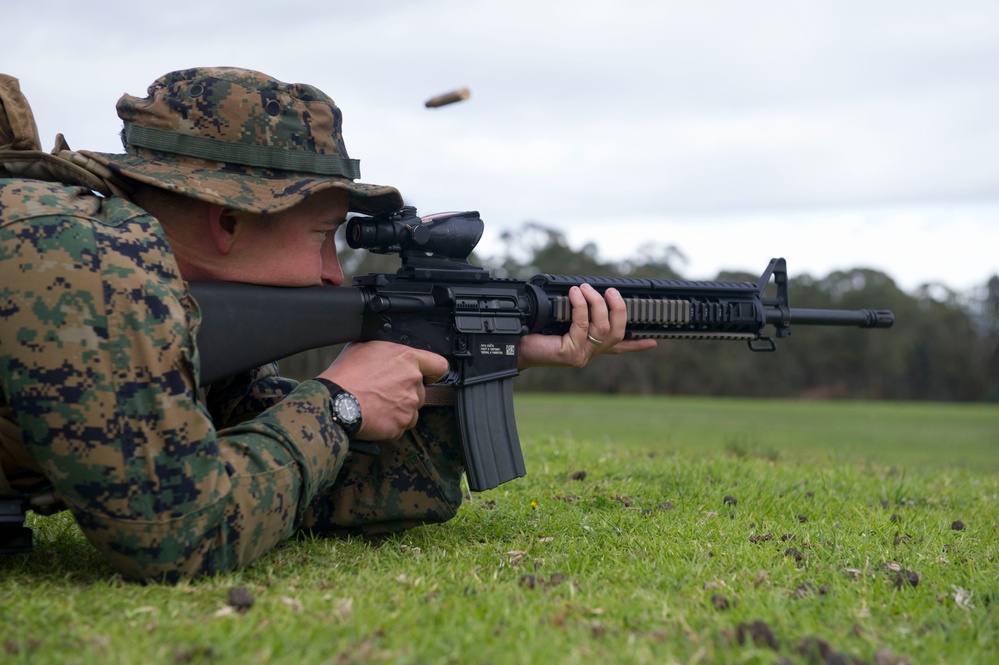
xmin=319 ymin=342 xmax=448 ymax=442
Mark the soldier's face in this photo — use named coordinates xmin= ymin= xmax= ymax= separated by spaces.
xmin=222 ymin=189 xmax=350 ymax=287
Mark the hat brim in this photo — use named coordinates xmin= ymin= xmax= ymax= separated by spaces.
xmin=80 ymin=149 xmax=403 ymax=216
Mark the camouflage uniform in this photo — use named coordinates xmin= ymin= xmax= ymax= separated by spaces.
xmin=0 ymin=68 xmax=465 ymax=581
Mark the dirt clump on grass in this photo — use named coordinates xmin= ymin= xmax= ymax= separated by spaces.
xmin=641 ymin=501 xmax=674 ymax=515
xmin=784 ymin=546 xmax=804 ymax=562
xmin=732 ymin=619 xmax=779 ymax=650
xmin=227 ymin=586 xmax=255 ymax=612
xmin=795 ymin=636 xmax=912 ymax=665
xmin=790 ymin=581 xmax=831 ymax=599
xmin=173 ymin=645 xmax=218 ymax=663
xmin=710 ymin=593 xmax=731 ymax=611
xmin=893 ymin=568 xmax=920 ymax=589
xmin=796 ymin=636 xmax=872 ymax=664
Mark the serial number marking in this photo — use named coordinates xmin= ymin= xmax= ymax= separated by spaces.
xmin=479 ymin=343 xmax=516 ymax=356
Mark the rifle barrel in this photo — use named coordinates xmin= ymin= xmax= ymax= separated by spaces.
xmin=770 ymin=308 xmax=894 ymax=328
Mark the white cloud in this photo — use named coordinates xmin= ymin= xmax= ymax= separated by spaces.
xmin=3 ymin=0 xmax=998 ymax=291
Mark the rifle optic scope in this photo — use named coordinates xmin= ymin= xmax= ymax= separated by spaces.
xmin=346 ymin=207 xmax=484 ymax=260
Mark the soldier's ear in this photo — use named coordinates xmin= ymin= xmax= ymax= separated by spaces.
xmin=206 ymin=205 xmax=238 ymax=254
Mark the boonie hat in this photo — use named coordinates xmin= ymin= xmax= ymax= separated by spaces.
xmin=81 ymin=67 xmax=403 ymax=215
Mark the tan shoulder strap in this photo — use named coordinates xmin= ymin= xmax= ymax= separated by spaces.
xmin=0 ymin=73 xmax=133 ymax=199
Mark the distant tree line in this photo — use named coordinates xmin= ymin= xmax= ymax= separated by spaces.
xmin=279 ymin=223 xmax=999 ymax=402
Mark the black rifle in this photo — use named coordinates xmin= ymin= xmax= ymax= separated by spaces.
xmin=190 ymin=207 xmax=893 ymax=493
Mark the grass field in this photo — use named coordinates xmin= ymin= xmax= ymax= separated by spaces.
xmin=2 ymin=396 xmax=997 ymax=664
xmin=514 ymin=395 xmax=999 ymax=473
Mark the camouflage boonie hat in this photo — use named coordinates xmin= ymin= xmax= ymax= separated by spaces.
xmin=81 ymin=67 xmax=402 ymax=215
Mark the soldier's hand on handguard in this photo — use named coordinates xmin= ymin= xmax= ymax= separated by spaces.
xmin=518 ymin=284 xmax=657 ymax=370
xmin=319 ymin=341 xmax=449 ymax=441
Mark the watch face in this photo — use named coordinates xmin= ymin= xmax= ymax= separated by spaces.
xmin=335 ymin=393 xmax=361 ymax=424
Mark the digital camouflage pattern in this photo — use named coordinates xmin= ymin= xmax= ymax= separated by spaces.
xmin=301 ymin=407 xmax=464 ymax=537
xmin=0 ymin=178 xmax=464 ymax=581
xmin=80 ymin=67 xmax=403 ymax=216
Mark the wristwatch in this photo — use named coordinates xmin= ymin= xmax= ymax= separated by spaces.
xmin=315 ymin=379 xmax=362 ymax=438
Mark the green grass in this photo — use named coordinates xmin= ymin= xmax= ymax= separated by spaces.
xmin=2 ymin=396 xmax=997 ymax=664
xmin=515 ymin=395 xmax=999 ymax=473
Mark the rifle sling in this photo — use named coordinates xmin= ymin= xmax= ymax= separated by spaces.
xmin=424 ymin=384 xmax=455 ymax=407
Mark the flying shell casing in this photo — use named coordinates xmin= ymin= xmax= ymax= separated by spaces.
xmin=425 ymin=88 xmax=471 ymax=108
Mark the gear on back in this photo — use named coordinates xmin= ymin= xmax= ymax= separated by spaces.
xmin=0 ymin=73 xmax=133 ymax=197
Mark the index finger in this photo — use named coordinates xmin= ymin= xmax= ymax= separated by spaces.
xmin=415 ymin=349 xmax=450 ymax=383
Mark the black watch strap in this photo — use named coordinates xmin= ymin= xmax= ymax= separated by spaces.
xmin=314 ymin=378 xmax=362 ymax=439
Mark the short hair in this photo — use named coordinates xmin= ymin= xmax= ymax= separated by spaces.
xmin=129 ymin=181 xmax=204 ymax=223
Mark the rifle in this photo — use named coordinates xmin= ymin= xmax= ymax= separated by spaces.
xmin=190 ymin=207 xmax=893 ymax=492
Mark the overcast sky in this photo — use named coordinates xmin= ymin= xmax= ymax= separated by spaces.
xmin=4 ymin=0 xmax=998 ymax=293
